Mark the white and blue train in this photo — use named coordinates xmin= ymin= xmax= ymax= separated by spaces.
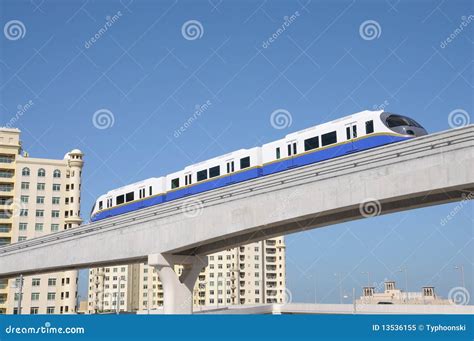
xmin=90 ymin=110 xmax=427 ymax=222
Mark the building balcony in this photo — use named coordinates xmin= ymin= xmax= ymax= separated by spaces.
xmin=265 ymin=248 xmax=276 ymax=254
xmin=266 ymin=274 xmax=277 ymax=280
xmin=266 ymin=256 xmax=276 ymax=263
xmin=265 ymin=240 xmax=276 ymax=246
xmin=239 ymin=255 xmax=245 ymax=262
xmin=266 ymin=265 xmax=277 ymax=271
xmin=266 ymin=290 xmax=277 ymax=296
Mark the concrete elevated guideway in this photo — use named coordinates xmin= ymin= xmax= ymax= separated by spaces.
xmin=0 ymin=125 xmax=473 ymax=313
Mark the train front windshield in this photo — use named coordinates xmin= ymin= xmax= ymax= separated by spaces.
xmin=386 ymin=114 xmax=423 ymax=128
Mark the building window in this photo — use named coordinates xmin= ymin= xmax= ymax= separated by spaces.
xmin=321 ymin=131 xmax=337 ymax=146
xmin=36 ymin=196 xmax=45 ymax=204
xmin=37 ymin=183 xmax=45 ymax=191
xmin=35 ymin=223 xmax=43 ymax=231
xmin=37 ymin=169 xmax=46 ymax=177
xmin=32 ymin=278 xmax=40 ymax=286
xmin=20 ymin=195 xmax=28 ymax=203
xmin=53 ymin=169 xmax=61 ymax=178
xmin=52 ymin=184 xmax=60 ymax=191
xmin=51 ymin=211 xmax=59 ymax=218
xmin=240 ymin=157 xmax=251 ymax=169
xmin=21 ymin=182 xmax=29 ymax=190
xmin=52 ymin=197 xmax=60 ymax=205
xmin=18 ymin=236 xmax=26 ymax=242
xmin=304 ymin=136 xmax=319 ymax=151
xmin=22 ymin=167 xmax=30 ymax=176
xmin=30 ymin=307 xmax=39 ymax=314
xmin=36 ymin=210 xmax=44 ymax=217
xmin=19 ymin=223 xmax=27 ymax=231
xmin=47 ymin=292 xmax=56 ymax=300
xmin=46 ymin=307 xmax=55 ymax=314
xmin=48 ymin=278 xmax=56 ymax=286
xmin=31 ymin=293 xmax=40 ymax=301
xmin=51 ymin=224 xmax=59 ymax=232
xmin=20 ymin=209 xmax=28 ymax=217
xmin=365 ymin=120 xmax=374 ymax=134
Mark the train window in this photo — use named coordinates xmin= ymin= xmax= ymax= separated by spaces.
xmin=321 ymin=131 xmax=337 ymax=146
xmin=209 ymin=166 xmax=220 ymax=178
xmin=346 ymin=127 xmax=351 ymax=140
xmin=365 ymin=120 xmax=374 ymax=134
xmin=287 ymin=144 xmax=291 ymax=156
xmin=197 ymin=170 xmax=208 ymax=182
xmin=386 ymin=114 xmax=422 ymax=128
xmin=98 ymin=201 xmax=103 ymax=210
xmin=304 ymin=137 xmax=319 ymax=151
xmin=171 ymin=178 xmax=180 ymax=189
xmin=276 ymin=147 xmax=281 ymax=159
xmin=293 ymin=143 xmax=297 ymax=155
xmin=116 ymin=195 xmax=125 ymax=205
xmin=149 ymin=186 xmax=152 ymax=196
xmin=126 ymin=192 xmax=134 ymax=202
xmin=240 ymin=157 xmax=250 ymax=169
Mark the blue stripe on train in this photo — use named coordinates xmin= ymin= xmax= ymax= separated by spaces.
xmin=91 ymin=134 xmax=410 ymax=222
xmin=262 ymin=134 xmax=409 ymax=175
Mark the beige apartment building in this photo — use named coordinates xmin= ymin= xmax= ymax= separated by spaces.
xmin=0 ymin=128 xmax=84 ymax=314
xmin=88 ymin=237 xmax=286 ymax=313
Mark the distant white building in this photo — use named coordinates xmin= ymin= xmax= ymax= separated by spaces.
xmin=357 ymin=281 xmax=452 ymax=305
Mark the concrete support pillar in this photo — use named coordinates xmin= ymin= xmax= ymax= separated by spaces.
xmin=148 ymin=253 xmax=208 ymax=314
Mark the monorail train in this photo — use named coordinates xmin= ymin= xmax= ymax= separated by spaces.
xmin=90 ymin=110 xmax=427 ymax=222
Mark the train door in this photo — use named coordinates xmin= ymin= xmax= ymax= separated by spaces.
xmin=286 ymin=140 xmax=298 ymax=168
xmin=138 ymin=187 xmax=146 ymax=208
xmin=226 ymin=159 xmax=235 ymax=184
xmin=345 ymin=122 xmax=358 ymax=152
xmin=184 ymin=172 xmax=192 ymax=196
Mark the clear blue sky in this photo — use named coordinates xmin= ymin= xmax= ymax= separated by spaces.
xmin=1 ymin=0 xmax=472 ymax=304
